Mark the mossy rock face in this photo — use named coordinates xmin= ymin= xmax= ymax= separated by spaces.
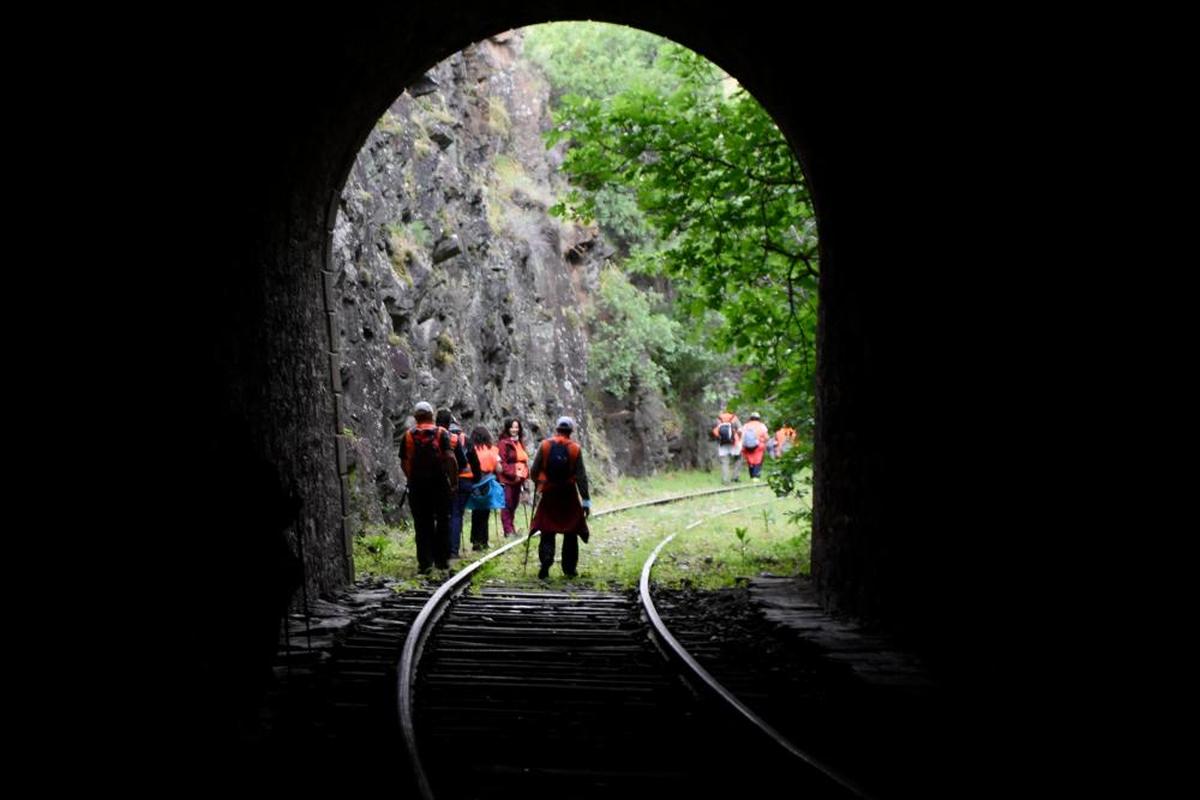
xmin=331 ymin=35 xmax=670 ymax=527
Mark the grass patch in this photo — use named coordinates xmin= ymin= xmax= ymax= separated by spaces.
xmin=377 ymin=111 xmax=405 ymax=135
xmin=386 ymin=220 xmax=432 ymax=283
xmin=354 ymin=470 xmax=812 ymax=592
xmin=352 ymin=521 xmax=423 ymax=590
xmin=474 ymin=471 xmax=811 ymax=591
xmin=434 ymin=332 xmax=457 ymax=366
xmin=594 ymin=468 xmax=724 ymax=501
xmin=488 ymin=96 xmax=511 ymax=138
xmin=643 ymin=497 xmax=811 ymax=589
xmin=416 ymin=94 xmax=458 ymax=126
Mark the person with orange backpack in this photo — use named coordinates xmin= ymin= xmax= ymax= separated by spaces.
xmin=496 ymin=417 xmax=530 ymax=537
xmin=529 ymin=416 xmax=591 ymax=580
xmin=399 ymin=401 xmax=453 ymax=573
xmin=712 ymin=408 xmax=743 ymax=484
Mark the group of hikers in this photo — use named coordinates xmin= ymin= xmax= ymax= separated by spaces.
xmin=398 ymin=402 xmax=590 ymax=579
xmin=712 ymin=409 xmax=797 ymax=485
xmin=397 ymin=400 xmax=797 ymax=579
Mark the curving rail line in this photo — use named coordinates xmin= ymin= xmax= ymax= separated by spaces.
xmin=398 ymin=482 xmax=864 ymax=799
xmin=639 ymin=503 xmax=869 ymax=798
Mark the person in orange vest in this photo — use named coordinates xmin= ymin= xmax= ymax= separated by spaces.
xmin=529 ymin=416 xmax=591 ymax=580
xmin=712 ymin=408 xmax=743 ymax=484
xmin=496 ymin=417 xmax=530 ymax=537
xmin=399 ymin=400 xmax=452 ymax=573
xmin=774 ymin=425 xmax=797 ymax=456
xmin=468 ymin=425 xmax=502 ymax=550
xmin=438 ymin=408 xmax=480 ymax=560
xmin=741 ymin=412 xmax=770 ymax=480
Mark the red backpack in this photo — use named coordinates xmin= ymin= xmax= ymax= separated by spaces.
xmin=404 ymin=426 xmax=455 ymax=489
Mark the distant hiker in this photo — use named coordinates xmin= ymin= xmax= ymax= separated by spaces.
xmin=774 ymin=425 xmax=797 ymax=457
xmin=466 ymin=425 xmax=503 ymax=550
xmin=529 ymin=416 xmax=591 ymax=579
xmin=741 ymin=412 xmax=770 ymax=480
xmin=399 ymin=401 xmax=452 ymax=573
xmin=712 ymin=408 xmax=743 ymax=484
xmin=497 ymin=417 xmax=530 ymax=537
xmin=439 ymin=408 xmax=480 ymax=559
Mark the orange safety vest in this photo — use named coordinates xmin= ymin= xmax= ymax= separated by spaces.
xmin=713 ymin=412 xmax=739 ymax=441
xmin=536 ymin=436 xmax=580 ymax=488
xmin=451 ymin=432 xmax=474 ymax=480
xmin=475 ymin=444 xmax=499 ymax=474
xmin=513 ymin=441 xmax=529 ymax=481
xmin=402 ymin=423 xmax=447 ymax=478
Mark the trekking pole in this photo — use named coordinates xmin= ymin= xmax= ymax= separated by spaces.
xmin=530 ymin=485 xmax=539 ymax=532
xmin=523 ymin=486 xmax=539 ymax=575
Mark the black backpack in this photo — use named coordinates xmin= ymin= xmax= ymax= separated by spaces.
xmin=717 ymin=421 xmax=734 ymax=445
xmin=544 ymin=439 xmax=574 ymax=485
xmin=449 ymin=430 xmax=469 ymax=472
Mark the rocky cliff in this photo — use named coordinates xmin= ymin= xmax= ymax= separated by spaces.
xmin=332 ymin=33 xmax=624 ymax=528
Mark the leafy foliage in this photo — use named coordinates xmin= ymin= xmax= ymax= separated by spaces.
xmin=733 ymin=526 xmax=750 ymax=563
xmin=523 ymin=22 xmax=681 ymax=105
xmin=588 ymin=267 xmax=681 ymax=396
xmin=544 ymin=37 xmax=819 ymax=492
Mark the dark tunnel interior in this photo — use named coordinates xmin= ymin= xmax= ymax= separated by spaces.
xmin=101 ymin=4 xmax=1081 ymax=790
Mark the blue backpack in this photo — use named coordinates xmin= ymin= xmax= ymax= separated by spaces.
xmin=466 ymin=473 xmax=505 ymax=511
xmin=742 ymin=426 xmax=759 ymax=450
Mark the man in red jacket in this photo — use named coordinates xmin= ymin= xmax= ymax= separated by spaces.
xmin=529 ymin=416 xmax=591 ymax=580
xmin=398 ymin=400 xmax=452 ymax=573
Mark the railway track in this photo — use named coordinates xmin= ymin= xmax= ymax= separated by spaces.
xmin=398 ymin=486 xmax=865 ymax=798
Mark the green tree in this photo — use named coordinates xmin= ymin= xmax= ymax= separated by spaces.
xmin=548 ymin=43 xmax=819 ymax=489
xmin=523 ymin=22 xmax=680 ymax=105
xmin=588 ymin=267 xmax=681 ymax=397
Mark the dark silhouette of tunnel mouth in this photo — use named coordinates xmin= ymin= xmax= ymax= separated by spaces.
xmin=164 ymin=12 xmax=1002 ymax=764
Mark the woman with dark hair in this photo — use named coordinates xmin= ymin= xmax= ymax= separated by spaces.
xmin=466 ymin=425 xmax=501 ymax=550
xmin=496 ymin=417 xmax=529 ymax=537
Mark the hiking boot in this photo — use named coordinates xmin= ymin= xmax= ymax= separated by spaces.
xmin=537 ymin=565 xmax=550 ymax=580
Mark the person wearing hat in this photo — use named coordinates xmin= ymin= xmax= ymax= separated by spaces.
xmin=741 ymin=412 xmax=770 ymax=481
xmin=528 ymin=415 xmax=591 ymax=580
xmin=398 ymin=400 xmax=453 ymax=573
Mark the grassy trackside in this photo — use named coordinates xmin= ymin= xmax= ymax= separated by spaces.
xmin=353 ymin=469 xmax=812 ymax=591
